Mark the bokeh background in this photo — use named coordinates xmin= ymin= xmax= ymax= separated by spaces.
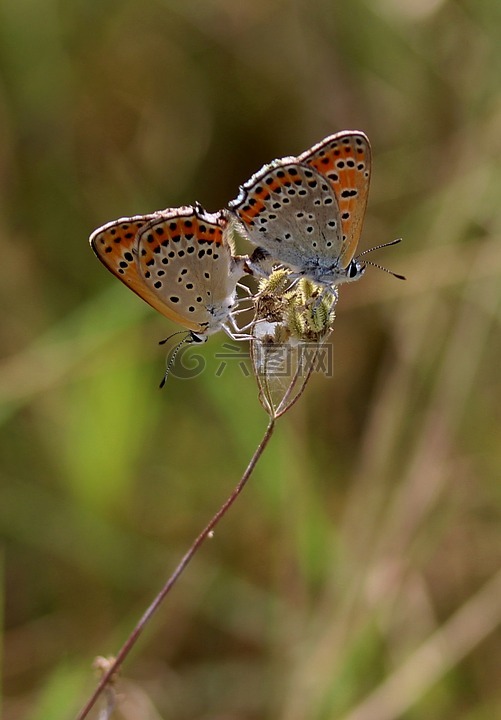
xmin=2 ymin=1 xmax=501 ymax=718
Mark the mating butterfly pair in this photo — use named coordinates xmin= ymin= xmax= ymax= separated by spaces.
xmin=90 ymin=131 xmax=400 ymax=342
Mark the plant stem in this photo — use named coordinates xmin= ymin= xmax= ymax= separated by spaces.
xmin=75 ymin=417 xmax=276 ymax=720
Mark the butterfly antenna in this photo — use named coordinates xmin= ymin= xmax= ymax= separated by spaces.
xmin=363 ymin=260 xmax=406 ymax=280
xmin=158 ymin=329 xmax=191 ymax=346
xmin=356 ymin=238 xmax=405 ymax=280
xmin=159 ymin=333 xmax=192 ymax=389
xmin=356 ymin=237 xmax=402 ymax=259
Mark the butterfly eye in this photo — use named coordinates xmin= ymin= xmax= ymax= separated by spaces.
xmin=348 ymin=261 xmax=360 ymax=279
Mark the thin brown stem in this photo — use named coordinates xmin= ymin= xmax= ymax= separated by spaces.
xmin=276 ymin=362 xmax=314 ymax=418
xmin=75 ymin=417 xmax=276 ymax=720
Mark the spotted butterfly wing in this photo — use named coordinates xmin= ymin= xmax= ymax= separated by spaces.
xmin=298 ymin=131 xmax=371 ymax=268
xmin=229 ymin=161 xmax=343 ymax=280
xmin=229 ymin=131 xmax=371 ymax=286
xmin=89 ymin=211 xmax=193 ymax=323
xmin=136 ymin=205 xmax=246 ymax=336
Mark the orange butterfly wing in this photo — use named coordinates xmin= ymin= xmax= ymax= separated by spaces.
xmin=89 ymin=212 xmax=205 ymax=331
xmin=299 ymin=130 xmax=371 ymax=267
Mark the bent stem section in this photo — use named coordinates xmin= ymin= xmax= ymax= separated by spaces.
xmin=75 ymin=417 xmax=276 ymax=720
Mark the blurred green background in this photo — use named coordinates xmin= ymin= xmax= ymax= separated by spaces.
xmin=1 ymin=0 xmax=501 ymax=718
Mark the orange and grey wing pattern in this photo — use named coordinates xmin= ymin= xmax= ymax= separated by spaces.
xmin=299 ymin=131 xmax=371 ymax=267
xmin=89 ymin=211 xmax=192 ymax=324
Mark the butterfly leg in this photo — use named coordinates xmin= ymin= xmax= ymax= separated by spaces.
xmin=222 ymin=323 xmax=254 ymax=342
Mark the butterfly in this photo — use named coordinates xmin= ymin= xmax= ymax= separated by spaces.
xmin=89 ymin=203 xmax=250 ymax=343
xmin=228 ymin=131 xmax=403 ymax=288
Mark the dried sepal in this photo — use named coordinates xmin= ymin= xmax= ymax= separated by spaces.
xmin=250 ymin=270 xmax=337 ymax=418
